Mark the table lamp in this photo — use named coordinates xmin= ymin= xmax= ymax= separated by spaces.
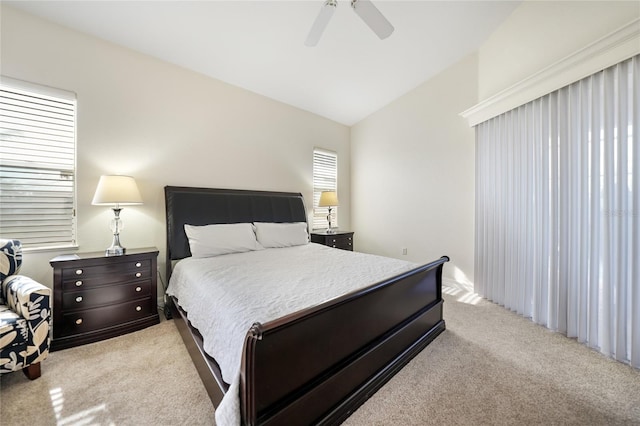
xmin=92 ymin=175 xmax=143 ymax=256
xmin=318 ymin=191 xmax=339 ymax=234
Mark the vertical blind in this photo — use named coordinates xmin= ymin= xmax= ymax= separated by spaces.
xmin=0 ymin=78 xmax=77 ymax=248
xmin=312 ymin=148 xmax=338 ymax=230
xmin=475 ymin=55 xmax=639 ymax=368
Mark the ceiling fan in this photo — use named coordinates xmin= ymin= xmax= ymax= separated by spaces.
xmin=305 ymin=0 xmax=394 ymax=47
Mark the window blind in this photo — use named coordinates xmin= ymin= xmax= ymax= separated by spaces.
xmin=0 ymin=77 xmax=77 ymax=248
xmin=312 ymin=148 xmax=338 ymax=230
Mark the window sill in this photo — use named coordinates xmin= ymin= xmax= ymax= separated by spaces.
xmin=22 ymin=244 xmax=79 ymax=254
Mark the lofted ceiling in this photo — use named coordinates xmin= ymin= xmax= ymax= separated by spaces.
xmin=5 ymin=1 xmax=521 ymax=125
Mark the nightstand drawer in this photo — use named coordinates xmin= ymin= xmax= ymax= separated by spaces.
xmin=62 ymin=280 xmax=152 ymax=310
xmin=311 ymin=231 xmax=354 ymax=251
xmin=61 ymin=259 xmax=152 ymax=290
xmin=58 ymin=297 xmax=155 ymax=337
xmin=327 ymin=235 xmax=352 ymax=249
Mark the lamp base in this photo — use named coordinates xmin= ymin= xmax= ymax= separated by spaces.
xmin=326 ymin=207 xmax=336 ymax=234
xmin=106 ymin=230 xmax=125 ymax=256
xmin=106 ymin=245 xmax=126 ymax=256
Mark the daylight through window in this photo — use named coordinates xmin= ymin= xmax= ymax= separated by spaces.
xmin=312 ymin=148 xmax=338 ymax=230
xmin=0 ymin=77 xmax=77 ymax=249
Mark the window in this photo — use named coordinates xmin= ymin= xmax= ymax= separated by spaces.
xmin=312 ymin=148 xmax=338 ymax=230
xmin=0 ymin=77 xmax=77 ymax=249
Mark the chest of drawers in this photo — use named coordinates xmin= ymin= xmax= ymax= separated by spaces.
xmin=50 ymin=247 xmax=159 ymax=350
xmin=310 ymin=231 xmax=354 ymax=251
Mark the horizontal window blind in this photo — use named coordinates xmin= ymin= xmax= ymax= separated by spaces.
xmin=312 ymin=148 xmax=338 ymax=230
xmin=0 ymin=77 xmax=77 ymax=248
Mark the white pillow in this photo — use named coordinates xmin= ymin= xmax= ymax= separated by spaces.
xmin=254 ymin=222 xmax=309 ymax=248
xmin=184 ymin=223 xmax=263 ymax=258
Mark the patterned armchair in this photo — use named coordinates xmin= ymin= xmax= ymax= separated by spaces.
xmin=0 ymin=240 xmax=51 ymax=379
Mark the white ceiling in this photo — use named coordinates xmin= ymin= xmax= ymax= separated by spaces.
xmin=6 ymin=1 xmax=521 ymax=125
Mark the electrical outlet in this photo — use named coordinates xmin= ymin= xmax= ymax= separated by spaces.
xmin=402 ymin=248 xmax=407 ymax=255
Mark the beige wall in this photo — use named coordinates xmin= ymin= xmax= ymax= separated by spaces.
xmin=478 ymin=0 xmax=640 ymax=100
xmin=351 ymin=54 xmax=478 ymax=286
xmin=0 ymin=6 xmax=351 ymax=290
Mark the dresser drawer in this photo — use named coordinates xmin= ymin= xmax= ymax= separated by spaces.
xmin=62 ymin=280 xmax=152 ymax=310
xmin=51 ymin=248 xmax=160 ymax=350
xmin=58 ymin=297 xmax=155 ymax=337
xmin=61 ymin=259 xmax=152 ymax=290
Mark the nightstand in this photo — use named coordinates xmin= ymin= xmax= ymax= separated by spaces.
xmin=50 ymin=247 xmax=159 ymax=351
xmin=310 ymin=231 xmax=354 ymax=251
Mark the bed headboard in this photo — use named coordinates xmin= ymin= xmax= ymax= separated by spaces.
xmin=165 ymin=186 xmax=307 ymax=264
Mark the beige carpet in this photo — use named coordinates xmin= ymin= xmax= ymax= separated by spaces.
xmin=2 ymin=288 xmax=639 ymax=425
xmin=0 ymin=318 xmax=215 ymax=425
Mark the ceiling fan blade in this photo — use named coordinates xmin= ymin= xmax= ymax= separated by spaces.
xmin=351 ymin=0 xmax=394 ymax=40
xmin=305 ymin=0 xmax=337 ymax=47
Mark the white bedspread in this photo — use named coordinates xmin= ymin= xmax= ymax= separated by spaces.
xmin=166 ymin=243 xmax=418 ymax=426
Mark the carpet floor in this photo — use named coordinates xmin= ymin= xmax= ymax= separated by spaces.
xmin=1 ymin=287 xmax=639 ymax=425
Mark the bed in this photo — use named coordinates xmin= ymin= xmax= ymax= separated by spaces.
xmin=164 ymin=186 xmax=449 ymax=425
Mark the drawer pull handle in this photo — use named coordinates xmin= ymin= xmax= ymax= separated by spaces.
xmin=135 ymin=286 xmax=142 ymax=292
xmin=75 ymin=318 xmax=83 ymax=325
xmin=136 ymin=306 xmax=142 ymax=312
xmin=75 ymin=296 xmax=83 ymax=303
xmin=135 ymin=272 xmax=142 ymax=278
xmin=75 ymin=269 xmax=83 ymax=275
xmin=135 ymin=262 xmax=142 ymax=268
xmin=75 ymin=281 xmax=83 ymax=287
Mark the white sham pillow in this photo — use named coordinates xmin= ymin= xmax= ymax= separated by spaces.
xmin=253 ymin=222 xmax=309 ymax=248
xmin=184 ymin=223 xmax=263 ymax=258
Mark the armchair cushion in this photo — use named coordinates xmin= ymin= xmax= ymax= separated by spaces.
xmin=0 ymin=306 xmax=26 ymax=338
xmin=0 ymin=306 xmax=28 ymax=366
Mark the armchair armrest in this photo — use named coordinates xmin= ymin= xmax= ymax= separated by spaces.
xmin=2 ymin=275 xmax=51 ymax=358
xmin=2 ymin=275 xmax=51 ymax=321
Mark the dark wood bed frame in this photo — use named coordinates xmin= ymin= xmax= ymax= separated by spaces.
xmin=165 ymin=186 xmax=449 ymax=425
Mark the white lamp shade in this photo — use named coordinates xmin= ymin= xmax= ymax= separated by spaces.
xmin=318 ymin=191 xmax=339 ymax=207
xmin=92 ymin=175 xmax=143 ymax=206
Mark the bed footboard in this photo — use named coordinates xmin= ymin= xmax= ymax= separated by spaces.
xmin=241 ymin=256 xmax=449 ymax=425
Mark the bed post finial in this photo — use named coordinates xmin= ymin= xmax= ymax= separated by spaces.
xmin=249 ymin=322 xmax=264 ymax=340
